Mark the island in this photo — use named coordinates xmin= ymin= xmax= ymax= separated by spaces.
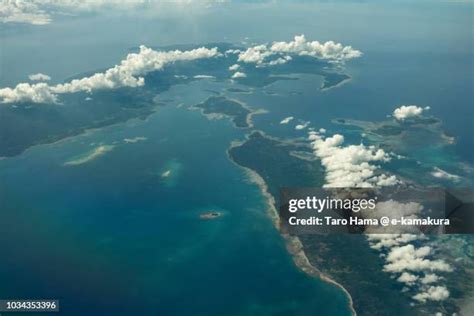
xmin=228 ymin=131 xmax=433 ymax=316
xmin=192 ymin=96 xmax=256 ymax=128
xmin=199 ymin=211 xmax=222 ymax=220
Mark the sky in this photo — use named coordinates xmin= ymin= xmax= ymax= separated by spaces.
xmin=1 ymin=0 xmax=472 ymax=87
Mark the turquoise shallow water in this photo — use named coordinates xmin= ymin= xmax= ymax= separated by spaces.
xmin=0 ymin=82 xmax=351 ymax=316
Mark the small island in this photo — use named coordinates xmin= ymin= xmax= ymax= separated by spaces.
xmin=199 ymin=211 xmax=222 ymax=220
xmin=226 ymin=87 xmax=251 ymax=94
xmin=193 ymin=96 xmax=252 ymax=128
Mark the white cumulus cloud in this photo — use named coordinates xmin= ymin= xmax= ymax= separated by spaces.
xmin=271 ymin=35 xmax=362 ymax=61
xmin=28 ymin=73 xmax=51 ymax=81
xmin=367 ymin=233 xmax=452 ymax=304
xmin=308 ymin=132 xmax=398 ymax=188
xmin=0 ymin=45 xmax=220 ymax=104
xmin=231 ymin=71 xmax=247 ymax=79
xmin=393 ymin=105 xmax=427 ymax=121
xmin=280 ymin=116 xmax=294 ymax=124
xmin=228 ymin=64 xmax=240 ymax=71
xmin=367 ymin=234 xmax=420 ymax=251
xmin=238 ymin=44 xmax=273 ymax=65
xmin=397 ymin=272 xmax=419 ymax=286
xmin=362 ymin=200 xmax=424 ymax=234
xmin=0 ymin=82 xmax=58 ymax=104
xmin=267 ymin=56 xmax=292 ymax=66
xmin=413 ymin=286 xmax=450 ymax=303
xmin=295 ymin=121 xmax=310 ymax=130
xmin=384 ymin=244 xmax=452 ymax=274
xmin=193 ymin=75 xmax=215 ymax=79
xmin=420 ymin=273 xmax=440 ymax=285
xmin=238 ymin=34 xmax=362 ymax=66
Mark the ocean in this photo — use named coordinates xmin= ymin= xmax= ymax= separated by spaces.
xmin=0 ymin=80 xmax=351 ymax=315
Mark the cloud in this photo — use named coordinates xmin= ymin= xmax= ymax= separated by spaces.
xmin=365 ymin=203 xmax=453 ymax=305
xmin=309 ymin=129 xmax=450 ymax=304
xmin=0 ymin=45 xmax=220 ymax=104
xmin=238 ymin=44 xmax=273 ymax=65
xmin=362 ymin=200 xmax=424 ymax=235
xmin=267 ymin=56 xmax=292 ymax=66
xmin=0 ymin=0 xmax=229 ymax=25
xmin=228 ymin=64 xmax=240 ymax=71
xmin=374 ymin=174 xmax=399 ymax=186
xmin=238 ymin=34 xmax=362 ymax=66
xmin=367 ymin=233 xmax=452 ymax=303
xmin=231 ymin=71 xmax=247 ymax=79
xmin=384 ymin=244 xmax=452 ymax=273
xmin=174 ymin=75 xmax=188 ymax=79
xmin=225 ymin=49 xmax=242 ymax=56
xmin=193 ymin=75 xmax=215 ymax=79
xmin=367 ymin=234 xmax=420 ymax=251
xmin=367 ymin=231 xmax=453 ymax=304
xmin=271 ymin=35 xmax=362 ymax=61
xmin=0 ymin=1 xmax=51 ymax=25
xmin=397 ymin=272 xmax=419 ymax=286
xmin=384 ymin=244 xmax=452 ymax=304
xmin=28 ymin=73 xmax=51 ymax=81
xmin=370 ymin=199 xmax=424 ymax=217
xmin=0 ymin=82 xmax=58 ymax=104
xmin=420 ymin=273 xmax=440 ymax=285
xmin=392 ymin=105 xmax=427 ymax=121
xmin=412 ymin=286 xmax=450 ymax=303
xmin=308 ymin=132 xmax=398 ymax=188
xmin=52 ymin=46 xmax=220 ymax=93
xmin=295 ymin=121 xmax=310 ymax=130
xmin=123 ymin=136 xmax=147 ymax=143
xmin=280 ymin=116 xmax=294 ymax=124
xmin=431 ymin=167 xmax=460 ymax=182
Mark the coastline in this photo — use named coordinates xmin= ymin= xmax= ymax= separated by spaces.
xmin=226 ymin=140 xmax=357 ymax=316
xmin=190 ymin=95 xmax=268 ymax=129
xmin=320 ymin=75 xmax=352 ymax=92
xmin=0 ymin=102 xmax=162 ymax=160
